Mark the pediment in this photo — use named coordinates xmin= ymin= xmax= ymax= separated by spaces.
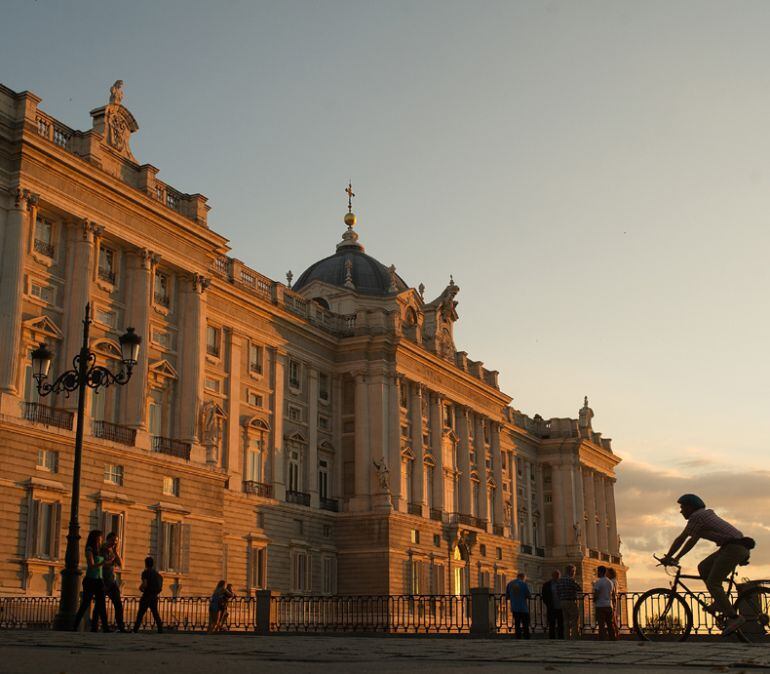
xmin=93 ymin=339 xmax=122 ymax=358
xmin=242 ymin=414 xmax=270 ymax=430
xmin=23 ymin=315 xmax=63 ymax=340
xmin=148 ymin=359 xmax=178 ymax=379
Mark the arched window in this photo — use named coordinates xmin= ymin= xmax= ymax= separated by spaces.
xmin=312 ymin=297 xmax=330 ymax=310
xmin=403 ymin=307 xmax=418 ymax=341
xmin=244 ymin=418 xmax=270 ymax=490
xmin=286 ymin=432 xmax=307 ymax=494
xmin=471 ymin=476 xmax=480 ymax=518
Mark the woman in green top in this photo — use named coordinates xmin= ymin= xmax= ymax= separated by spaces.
xmin=73 ymin=529 xmax=110 ymax=631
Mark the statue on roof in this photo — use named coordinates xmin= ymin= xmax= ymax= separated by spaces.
xmin=109 ymin=80 xmax=124 ymax=106
xmin=579 ymin=396 xmax=594 ymax=431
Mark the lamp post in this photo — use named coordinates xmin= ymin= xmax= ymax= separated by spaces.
xmin=31 ymin=302 xmax=140 ymax=630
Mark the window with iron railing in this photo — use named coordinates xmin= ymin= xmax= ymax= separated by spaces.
xmin=98 ymin=246 xmax=116 ymax=284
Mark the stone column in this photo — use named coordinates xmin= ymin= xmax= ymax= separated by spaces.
xmin=177 ymin=274 xmax=208 ymax=454
xmin=549 ymin=463 xmax=565 ymax=549
xmin=583 ymin=468 xmax=597 ymax=551
xmin=596 ymin=473 xmax=609 ymax=552
xmin=574 ymin=463 xmax=586 ymax=552
xmin=410 ymin=382 xmax=426 ymax=513
xmin=456 ymin=407 xmax=471 ymax=515
xmin=429 ymin=392 xmax=445 ymax=513
xmin=606 ymin=477 xmax=619 ymax=556
xmin=350 ymin=370 xmax=370 ymax=511
xmin=0 ymin=189 xmax=35 ymax=395
xmin=474 ymin=415 xmax=489 ymax=524
xmin=509 ymin=451 xmax=519 ymax=540
xmin=368 ymin=368 xmax=390 ymax=512
xmin=308 ymin=367 xmax=319 ymax=508
xmin=332 ymin=374 xmax=343 ymax=500
xmin=524 ymin=461 xmax=533 ymax=546
xmin=388 ymin=375 xmax=403 ymax=512
xmin=269 ymin=348 xmax=286 ymax=500
xmin=491 ymin=424 xmax=504 ymax=532
xmin=226 ymin=332 xmax=243 ymax=480
xmin=121 ymin=249 xmax=154 ymax=429
xmin=535 ymin=463 xmax=546 ymax=548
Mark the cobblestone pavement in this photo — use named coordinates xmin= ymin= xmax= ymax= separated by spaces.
xmin=0 ymin=632 xmax=769 ymax=673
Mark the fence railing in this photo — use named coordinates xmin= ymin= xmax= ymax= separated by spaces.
xmin=23 ymin=402 xmax=74 ymax=431
xmin=93 ymin=420 xmax=136 ymax=446
xmin=0 ymin=590 xmax=744 ymax=636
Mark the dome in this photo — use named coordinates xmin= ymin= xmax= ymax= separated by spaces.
xmin=293 ymin=247 xmax=409 ymax=296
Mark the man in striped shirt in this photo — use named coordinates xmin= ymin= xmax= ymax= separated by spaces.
xmin=661 ymin=494 xmax=754 ymax=636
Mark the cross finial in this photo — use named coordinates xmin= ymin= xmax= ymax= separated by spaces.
xmin=345 ymin=181 xmax=355 ymax=213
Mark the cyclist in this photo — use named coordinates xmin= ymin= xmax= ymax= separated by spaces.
xmin=660 ymin=494 xmax=755 ymax=636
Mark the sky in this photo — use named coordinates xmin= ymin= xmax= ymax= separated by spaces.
xmin=3 ymin=0 xmax=770 ymax=590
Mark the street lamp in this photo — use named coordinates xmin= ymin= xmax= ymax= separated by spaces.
xmin=32 ymin=302 xmax=140 ymax=630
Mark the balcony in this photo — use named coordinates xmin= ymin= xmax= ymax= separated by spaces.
xmin=429 ymin=508 xmax=443 ymax=522
xmin=407 ymin=503 xmax=422 ymax=516
xmin=154 ymin=292 xmax=170 ymax=307
xmin=588 ymin=549 xmax=600 ymax=560
xmin=320 ymin=497 xmax=339 ymax=512
xmin=24 ymin=402 xmax=73 ymax=431
xmin=152 ymin=436 xmax=191 ymax=460
xmin=449 ymin=513 xmax=487 ymax=530
xmin=33 ymin=239 xmax=54 ymax=258
xmin=243 ymin=481 xmax=273 ymax=498
xmin=493 ymin=524 xmax=504 ymax=537
xmin=97 ymin=267 xmax=116 ymax=284
xmin=535 ymin=547 xmax=545 ymax=557
xmin=286 ymin=490 xmax=310 ymax=506
xmin=93 ymin=420 xmax=136 ymax=446
xmin=521 ymin=544 xmax=533 ymax=555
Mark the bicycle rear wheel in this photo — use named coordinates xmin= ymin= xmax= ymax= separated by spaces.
xmin=633 ymin=588 xmax=693 ymax=642
xmin=735 ymin=586 xmax=770 ymax=644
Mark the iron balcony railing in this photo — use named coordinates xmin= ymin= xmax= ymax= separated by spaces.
xmin=23 ymin=402 xmax=73 ymax=430
xmin=408 ymin=503 xmax=422 ymax=516
xmin=243 ymin=481 xmax=273 ymax=498
xmin=520 ymin=544 xmax=533 ymax=554
xmin=319 ymin=497 xmax=339 ymax=512
xmin=286 ymin=490 xmax=310 ymax=506
xmin=152 ymin=436 xmax=191 ymax=460
xmin=97 ymin=267 xmax=116 ymax=284
xmin=449 ymin=513 xmax=486 ymax=529
xmin=33 ymin=239 xmax=54 ymax=258
xmin=154 ymin=292 xmax=170 ymax=307
xmin=429 ymin=508 xmax=443 ymax=522
xmin=93 ymin=420 xmax=136 ymax=446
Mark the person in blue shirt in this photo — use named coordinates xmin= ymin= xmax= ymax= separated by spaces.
xmin=506 ymin=572 xmax=531 ymax=639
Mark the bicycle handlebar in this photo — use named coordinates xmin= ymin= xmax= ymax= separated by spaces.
xmin=653 ymin=553 xmax=681 ymax=568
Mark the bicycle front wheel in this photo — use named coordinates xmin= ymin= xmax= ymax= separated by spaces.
xmin=633 ymin=588 xmax=693 ymax=642
xmin=735 ymin=586 xmax=770 ymax=644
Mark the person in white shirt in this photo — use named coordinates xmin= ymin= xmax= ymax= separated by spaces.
xmin=593 ymin=565 xmax=617 ymax=640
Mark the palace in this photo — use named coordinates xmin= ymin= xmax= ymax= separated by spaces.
xmin=0 ymin=81 xmax=626 ymax=598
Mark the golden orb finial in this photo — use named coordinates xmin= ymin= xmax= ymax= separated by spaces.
xmin=344 ymin=211 xmax=357 ymax=227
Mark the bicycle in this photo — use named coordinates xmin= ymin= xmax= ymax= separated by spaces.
xmin=632 ymin=554 xmax=770 ymax=643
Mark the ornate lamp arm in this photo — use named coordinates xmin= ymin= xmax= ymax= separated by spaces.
xmin=36 ymin=351 xmax=134 ymax=398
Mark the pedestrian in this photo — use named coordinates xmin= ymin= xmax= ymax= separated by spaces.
xmin=132 ymin=556 xmax=163 ymax=633
xmin=606 ymin=567 xmax=620 ymax=633
xmin=207 ymin=580 xmax=227 ymax=633
xmin=218 ymin=583 xmax=236 ymax=632
xmin=557 ymin=564 xmax=582 ymax=640
xmin=73 ymin=529 xmax=110 ymax=632
xmin=593 ymin=565 xmax=616 ymax=640
xmin=94 ymin=532 xmax=127 ymax=632
xmin=541 ymin=569 xmax=564 ymax=639
xmin=506 ymin=572 xmax=531 ymax=639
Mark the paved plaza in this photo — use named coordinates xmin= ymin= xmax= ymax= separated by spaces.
xmin=0 ymin=632 xmax=769 ymax=673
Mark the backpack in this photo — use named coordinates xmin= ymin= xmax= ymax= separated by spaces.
xmin=146 ymin=569 xmax=163 ymax=595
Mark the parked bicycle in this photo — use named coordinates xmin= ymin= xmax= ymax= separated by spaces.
xmin=633 ymin=554 xmax=769 ymax=642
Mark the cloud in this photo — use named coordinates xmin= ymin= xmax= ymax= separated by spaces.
xmin=615 ymin=458 xmax=770 ymax=590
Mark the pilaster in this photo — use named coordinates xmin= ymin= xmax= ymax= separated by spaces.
xmin=456 ymin=406 xmax=471 ymax=515
xmin=474 ymin=414 xmax=488 ymax=524
xmin=491 ymin=424 xmax=505 ymax=533
xmin=409 ymin=382 xmax=426 ymax=512
xmin=387 ymin=374 xmax=403 ymax=512
xmin=270 ymin=348 xmax=286 ymax=500
xmin=226 ymin=331 xmax=243 ymax=479
xmin=429 ymin=392 xmax=445 ymax=513
xmin=349 ymin=369 xmax=370 ymax=511
xmin=308 ymin=367 xmax=319 ymax=508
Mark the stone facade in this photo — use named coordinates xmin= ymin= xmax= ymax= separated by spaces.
xmin=0 ymin=82 xmax=626 ymax=598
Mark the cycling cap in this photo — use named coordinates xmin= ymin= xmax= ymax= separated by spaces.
xmin=677 ymin=494 xmax=706 ymax=510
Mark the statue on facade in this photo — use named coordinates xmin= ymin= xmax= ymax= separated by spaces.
xmin=372 ymin=456 xmax=391 ymax=494
xmin=573 ymin=521 xmax=583 ymax=547
xmin=200 ymin=400 xmax=220 ymax=464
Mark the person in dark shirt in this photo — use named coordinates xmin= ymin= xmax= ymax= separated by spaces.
xmin=541 ymin=569 xmax=564 ymax=639
xmin=94 ymin=532 xmax=126 ymax=632
xmin=506 ymin=572 xmax=531 ymax=639
xmin=132 ymin=556 xmax=163 ymax=633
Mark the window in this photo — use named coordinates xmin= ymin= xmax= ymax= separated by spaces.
xmin=159 ymin=520 xmax=190 ymax=573
xmin=319 ymin=459 xmax=329 ymax=499
xmin=496 ymin=547 xmax=503 ymax=560
xmin=400 ymin=382 xmax=408 ymax=409
xmin=104 ymin=464 xmax=124 ymax=486
xmin=34 ymin=217 xmax=54 ymax=257
xmin=479 ymin=543 xmax=487 ymax=557
xmin=246 ymin=437 xmax=263 ymax=483
xmin=288 ymin=448 xmax=301 ymax=492
xmin=95 ymin=308 xmax=117 ymax=328
xmin=248 ymin=343 xmax=263 ymax=374
xmin=98 ymin=245 xmax=116 ymax=284
xmin=410 ymin=529 xmax=420 ymax=545
xmin=323 ymin=524 xmax=332 ymax=538
xmin=204 ymin=377 xmax=220 ymax=393
xmin=288 ymin=360 xmax=301 ymax=389
xmin=249 ymin=546 xmax=267 ymax=589
xmin=36 ymin=449 xmax=58 ymax=473
xmin=154 ymin=270 xmax=170 ymax=306
xmin=544 ymin=495 xmax=553 ymax=504
xmin=152 ymin=329 xmax=172 ymax=350
xmin=247 ymin=391 xmax=263 ymax=407
xmin=322 ymin=556 xmax=336 ymax=594
xmin=206 ymin=326 xmax=220 ymax=357
xmin=101 ymin=511 xmax=124 ymax=543
xmin=318 ymin=415 xmax=330 ymax=431
xmin=163 ymin=476 xmax=180 ymax=496
xmin=149 ymin=396 xmax=163 ymax=436
xmin=26 ymin=500 xmax=61 ymax=560
xmin=443 ymin=405 xmax=454 ymax=428
xmin=288 ymin=405 xmax=302 ymax=422
xmin=433 ymin=533 xmax=441 ymax=547
xmin=319 ymin=373 xmax=329 ymax=401
xmin=30 ymin=282 xmax=53 ymax=304
xmin=292 ymin=550 xmax=309 ymax=593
